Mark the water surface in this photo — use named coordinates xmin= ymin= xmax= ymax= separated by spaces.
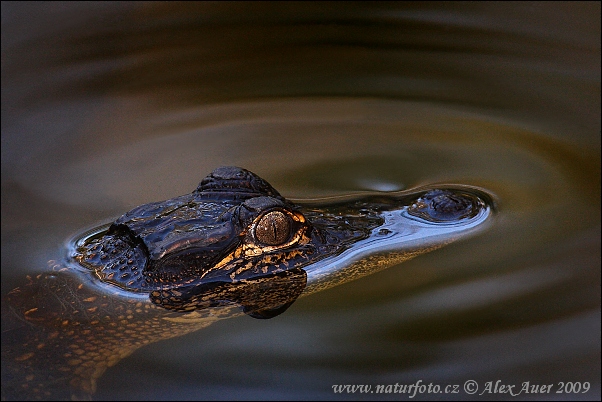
xmin=1 ymin=2 xmax=599 ymax=400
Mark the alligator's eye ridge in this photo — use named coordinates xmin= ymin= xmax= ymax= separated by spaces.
xmin=254 ymin=211 xmax=292 ymax=246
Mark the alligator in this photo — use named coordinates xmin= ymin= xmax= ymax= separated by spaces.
xmin=1 ymin=166 xmax=493 ymax=400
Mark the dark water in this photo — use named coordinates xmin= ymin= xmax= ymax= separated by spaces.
xmin=1 ymin=2 xmax=599 ymax=400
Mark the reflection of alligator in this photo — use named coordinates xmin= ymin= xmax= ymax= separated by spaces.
xmin=2 ymin=166 xmax=493 ymax=400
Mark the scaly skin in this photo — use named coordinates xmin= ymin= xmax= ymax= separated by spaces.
xmin=2 ymin=166 xmax=493 ymax=400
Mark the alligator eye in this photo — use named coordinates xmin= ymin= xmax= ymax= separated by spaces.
xmin=254 ymin=211 xmax=292 ymax=246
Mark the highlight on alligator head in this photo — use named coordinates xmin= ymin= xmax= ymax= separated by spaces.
xmin=2 ymin=166 xmax=495 ymax=400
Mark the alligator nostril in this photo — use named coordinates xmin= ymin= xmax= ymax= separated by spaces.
xmin=431 ymin=193 xmax=471 ymax=214
xmin=407 ymin=189 xmax=480 ymax=222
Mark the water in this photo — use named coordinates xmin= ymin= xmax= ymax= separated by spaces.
xmin=1 ymin=2 xmax=599 ymax=400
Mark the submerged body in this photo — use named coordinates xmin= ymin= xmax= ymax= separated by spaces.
xmin=2 ymin=167 xmax=493 ymax=400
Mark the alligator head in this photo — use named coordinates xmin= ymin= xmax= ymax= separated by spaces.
xmin=76 ymin=166 xmax=492 ymax=318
